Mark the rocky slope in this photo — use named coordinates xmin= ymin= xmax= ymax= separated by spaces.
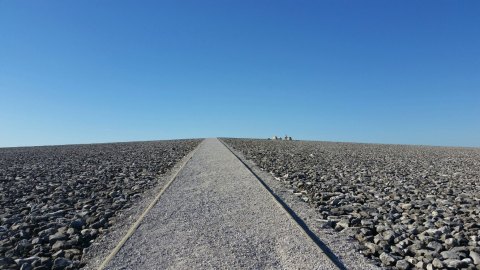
xmin=222 ymin=138 xmax=480 ymax=270
xmin=0 ymin=139 xmax=201 ymax=270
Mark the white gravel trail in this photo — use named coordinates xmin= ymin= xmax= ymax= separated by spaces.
xmin=104 ymin=138 xmax=340 ymax=269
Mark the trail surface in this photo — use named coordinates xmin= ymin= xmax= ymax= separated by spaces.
xmin=104 ymin=138 xmax=339 ymax=269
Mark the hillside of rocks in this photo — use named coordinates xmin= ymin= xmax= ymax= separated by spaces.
xmin=223 ymin=138 xmax=480 ymax=270
xmin=0 ymin=139 xmax=201 ymax=270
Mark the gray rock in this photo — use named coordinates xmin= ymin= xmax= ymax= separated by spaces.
xmin=336 ymin=219 xmax=350 ymax=229
xmin=69 ymin=219 xmax=84 ymax=230
xmin=16 ymin=239 xmax=32 ymax=251
xmin=38 ymin=227 xmax=56 ymax=238
xmin=382 ymin=230 xmax=395 ymax=243
xmin=470 ymin=251 xmax=480 ymax=265
xmin=20 ymin=263 xmax=32 ymax=270
xmin=52 ymin=241 xmax=66 ymax=251
xmin=80 ymin=228 xmax=98 ymax=238
xmin=444 ymin=237 xmax=457 ymax=247
xmin=64 ymin=248 xmax=81 ymax=258
xmin=14 ymin=256 xmax=39 ymax=266
xmin=31 ymin=237 xmax=42 ymax=245
xmin=415 ymin=261 xmax=425 ymax=269
xmin=395 ymin=259 xmax=410 ymax=270
xmin=443 ymin=258 xmax=467 ymax=268
xmin=66 ymin=228 xmax=76 ymax=235
xmin=441 ymin=250 xmax=461 ymax=260
xmin=427 ymin=241 xmax=443 ymax=253
xmin=450 ymin=246 xmax=470 ymax=254
xmin=52 ymin=250 xmax=65 ymax=258
xmin=379 ymin=252 xmax=396 ymax=266
xmin=396 ymin=238 xmax=412 ymax=249
xmin=90 ymin=218 xmax=106 ymax=229
xmin=49 ymin=232 xmax=67 ymax=242
xmin=432 ymin=258 xmax=444 ymax=268
xmin=52 ymin=257 xmax=72 ymax=270
xmin=39 ymin=257 xmax=53 ymax=268
xmin=404 ymin=256 xmax=417 ymax=265
xmin=364 ymin=242 xmax=380 ymax=253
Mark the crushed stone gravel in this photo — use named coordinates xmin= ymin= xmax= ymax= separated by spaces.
xmin=222 ymin=138 xmax=480 ymax=270
xmin=0 ymin=139 xmax=201 ymax=270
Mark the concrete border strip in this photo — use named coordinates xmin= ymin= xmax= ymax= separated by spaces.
xmin=219 ymin=138 xmax=348 ymax=270
xmin=97 ymin=140 xmax=204 ymax=270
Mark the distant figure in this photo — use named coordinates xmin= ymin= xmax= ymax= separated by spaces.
xmin=270 ymin=135 xmax=292 ymax=140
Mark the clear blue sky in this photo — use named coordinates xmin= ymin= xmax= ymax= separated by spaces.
xmin=1 ymin=1 xmax=479 ymax=147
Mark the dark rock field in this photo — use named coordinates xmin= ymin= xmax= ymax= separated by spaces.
xmin=0 ymin=139 xmax=200 ymax=270
xmin=222 ymin=138 xmax=480 ymax=270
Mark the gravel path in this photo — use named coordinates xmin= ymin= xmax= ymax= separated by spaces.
xmin=105 ymin=138 xmax=339 ymax=270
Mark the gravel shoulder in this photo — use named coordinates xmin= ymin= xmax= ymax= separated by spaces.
xmin=105 ymin=138 xmax=339 ymax=270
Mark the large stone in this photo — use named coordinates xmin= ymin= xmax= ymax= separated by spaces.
xmin=443 ymin=259 xmax=467 ymax=268
xmin=379 ymin=252 xmax=396 ymax=266
xmin=19 ymin=263 xmax=32 ymax=270
xmin=52 ymin=250 xmax=65 ymax=258
xmin=432 ymin=258 xmax=444 ymax=268
xmin=364 ymin=242 xmax=380 ymax=254
xmin=90 ymin=218 xmax=107 ymax=229
xmin=400 ymin=203 xmax=413 ymax=210
xmin=49 ymin=232 xmax=67 ymax=242
xmin=396 ymin=259 xmax=410 ymax=270
xmin=14 ymin=256 xmax=39 ymax=266
xmin=441 ymin=250 xmax=461 ymax=260
xmin=52 ymin=257 xmax=72 ymax=270
xmin=52 ymin=241 xmax=66 ymax=251
xmin=69 ymin=219 xmax=85 ymax=230
xmin=415 ymin=261 xmax=425 ymax=269
xmin=382 ymin=230 xmax=395 ymax=243
xmin=426 ymin=241 xmax=443 ymax=253
xmin=470 ymin=251 xmax=480 ymax=265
